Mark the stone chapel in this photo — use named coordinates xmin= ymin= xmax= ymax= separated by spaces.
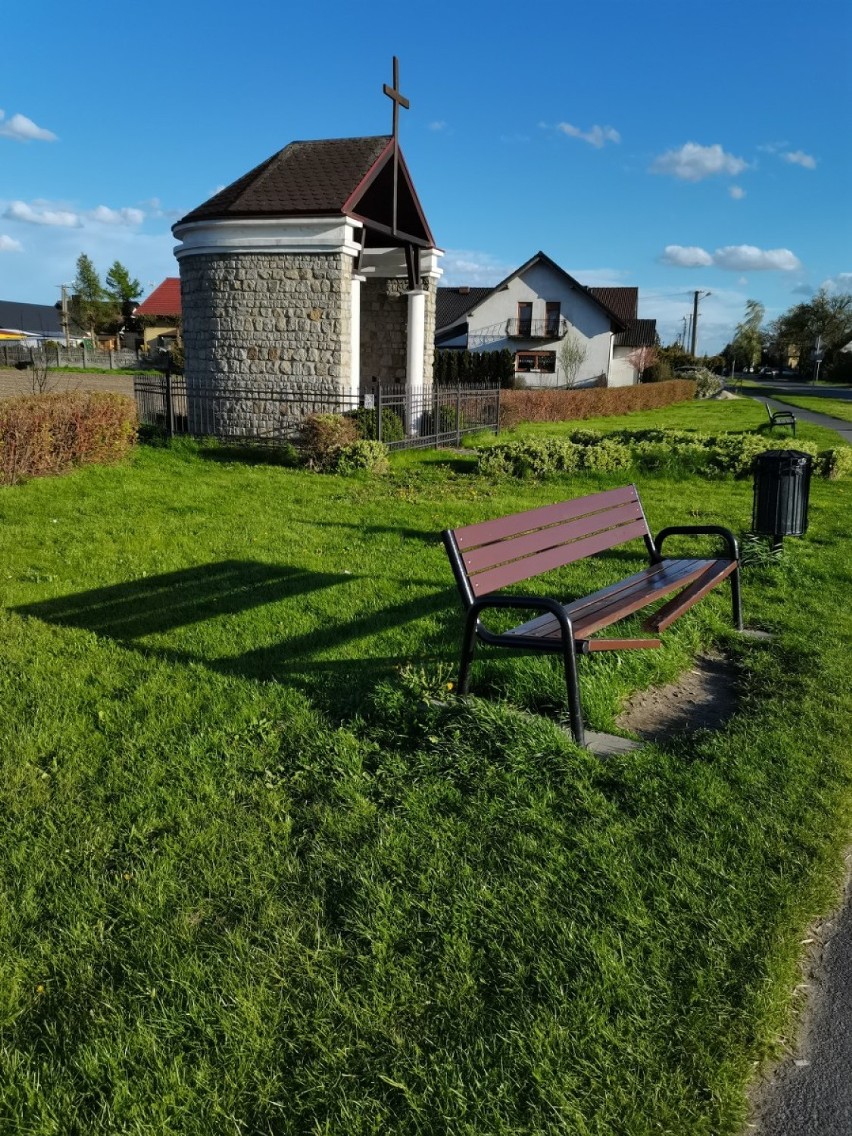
xmin=172 ymin=104 xmax=442 ymax=433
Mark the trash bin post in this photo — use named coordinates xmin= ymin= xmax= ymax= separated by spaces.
xmin=752 ymin=449 xmax=812 ymax=551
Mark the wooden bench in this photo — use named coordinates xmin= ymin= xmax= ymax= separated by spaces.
xmin=442 ymin=485 xmax=742 ymax=748
xmin=764 ymin=401 xmax=797 ymax=437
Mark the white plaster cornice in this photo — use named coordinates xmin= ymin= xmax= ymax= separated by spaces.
xmin=172 ymin=216 xmax=364 ymax=260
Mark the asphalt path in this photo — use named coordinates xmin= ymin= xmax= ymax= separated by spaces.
xmin=750 ymin=867 xmax=852 ymax=1135
xmin=740 ymin=382 xmax=852 ymax=445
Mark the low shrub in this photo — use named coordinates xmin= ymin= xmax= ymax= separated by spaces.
xmin=348 ymin=407 xmax=406 ymax=444
xmin=500 ymin=380 xmax=696 ymax=428
xmin=478 ymin=438 xmax=582 ymax=478
xmin=819 ymin=446 xmax=852 ymax=479
xmin=477 ymin=429 xmax=837 ymax=481
xmin=301 ymin=413 xmax=358 ymax=470
xmin=0 ymin=391 xmax=137 ymax=486
xmin=692 ymin=370 xmax=724 ymax=399
xmin=329 ymin=440 xmax=390 ymax=475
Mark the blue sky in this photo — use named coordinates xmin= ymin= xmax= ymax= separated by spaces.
xmin=1 ymin=0 xmax=849 ymax=354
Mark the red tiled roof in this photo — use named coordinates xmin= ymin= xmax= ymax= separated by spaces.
xmin=135 ymin=278 xmax=181 ymax=317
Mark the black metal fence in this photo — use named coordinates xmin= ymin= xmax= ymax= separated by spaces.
xmin=132 ymin=373 xmax=500 ymax=451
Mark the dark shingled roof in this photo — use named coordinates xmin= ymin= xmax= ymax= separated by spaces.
xmin=0 ymin=299 xmax=69 ymax=338
xmin=589 ymin=287 xmax=638 ymax=325
xmin=177 ymin=136 xmax=393 ymax=225
xmin=436 ymin=287 xmax=493 ymax=331
xmin=614 ymin=318 xmax=657 ymax=348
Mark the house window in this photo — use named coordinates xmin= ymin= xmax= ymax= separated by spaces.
xmin=545 ymin=302 xmax=561 ymax=337
xmin=516 ymin=351 xmax=556 ymax=373
xmin=517 ymin=302 xmax=533 ymax=337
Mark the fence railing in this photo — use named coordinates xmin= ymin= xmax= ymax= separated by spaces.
xmin=132 ymin=374 xmax=500 ymax=451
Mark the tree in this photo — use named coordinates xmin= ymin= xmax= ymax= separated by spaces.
xmin=731 ymin=299 xmax=764 ymax=371
xmin=767 ymin=288 xmax=852 ymax=375
xmin=626 ymin=345 xmax=657 ymax=383
xmin=558 ymin=331 xmax=587 ymax=388
xmin=70 ymin=253 xmax=107 ymax=340
xmin=105 ymin=260 xmax=142 ymax=323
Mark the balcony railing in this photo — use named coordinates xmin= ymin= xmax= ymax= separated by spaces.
xmin=505 ymin=317 xmax=568 ymax=339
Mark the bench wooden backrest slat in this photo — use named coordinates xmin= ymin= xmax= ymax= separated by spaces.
xmin=453 ymin=485 xmax=639 ymax=552
xmin=461 ymin=500 xmax=645 ymax=575
xmin=469 ymin=517 xmax=650 ymax=596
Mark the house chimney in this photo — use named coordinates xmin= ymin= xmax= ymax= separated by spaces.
xmin=458 ymin=286 xmax=470 ymax=294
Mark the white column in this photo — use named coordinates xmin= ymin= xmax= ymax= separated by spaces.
xmin=406 ymin=289 xmax=427 ymax=389
xmin=349 ymin=274 xmax=364 ymax=399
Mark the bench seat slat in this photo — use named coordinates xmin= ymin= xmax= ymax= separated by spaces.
xmin=454 ymin=485 xmax=639 ymax=551
xmin=462 ymin=500 xmax=645 ymax=575
xmin=469 ymin=518 xmax=650 ymax=596
xmin=500 ymin=559 xmax=717 ymax=641
xmin=643 ymin=559 xmax=736 ymax=632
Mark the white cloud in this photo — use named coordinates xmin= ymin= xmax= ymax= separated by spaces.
xmin=4 ymin=200 xmax=82 ymax=227
xmin=713 ymin=245 xmax=801 ymax=271
xmin=660 ymin=243 xmax=801 ymax=271
xmin=87 ymin=205 xmax=145 ymax=226
xmin=651 ymin=142 xmax=748 ymax=181
xmin=660 ymin=245 xmax=714 ymax=268
xmin=567 ymin=266 xmax=631 ymax=286
xmin=729 ymin=185 xmax=746 ymax=200
xmin=440 ymin=249 xmax=516 ymax=287
xmin=0 ymin=110 xmax=57 ymax=142
xmin=427 ymin=120 xmax=447 ymax=132
xmin=822 ymin=272 xmax=852 ymax=292
xmin=0 ymin=234 xmax=23 ymax=251
xmin=555 ymin=122 xmax=620 ymax=148
xmin=782 ymin=149 xmax=816 ymax=169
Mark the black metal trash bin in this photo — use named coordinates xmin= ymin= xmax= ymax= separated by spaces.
xmin=752 ymin=449 xmax=812 ymax=547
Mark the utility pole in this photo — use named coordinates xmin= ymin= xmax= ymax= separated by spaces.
xmin=57 ymin=284 xmax=70 ymax=348
xmin=690 ymin=290 xmax=711 ymax=357
xmin=681 ymin=315 xmax=689 ymax=348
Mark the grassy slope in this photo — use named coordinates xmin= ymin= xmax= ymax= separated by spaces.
xmin=1 ymin=401 xmax=851 ymax=1134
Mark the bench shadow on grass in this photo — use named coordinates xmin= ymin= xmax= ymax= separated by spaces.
xmin=14 ymin=560 xmax=458 ymax=710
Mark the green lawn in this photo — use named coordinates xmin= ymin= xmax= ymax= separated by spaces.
xmin=1 ymin=400 xmax=851 ymax=1134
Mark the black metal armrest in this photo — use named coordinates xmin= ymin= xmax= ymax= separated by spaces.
xmin=466 ymin=593 xmax=574 ymax=640
xmin=654 ymin=525 xmax=739 ymax=561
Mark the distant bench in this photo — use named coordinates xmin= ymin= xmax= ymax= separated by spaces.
xmin=443 ymin=485 xmax=742 ymax=747
xmin=764 ymin=401 xmax=797 ymax=437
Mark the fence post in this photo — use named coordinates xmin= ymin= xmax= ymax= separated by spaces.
xmin=376 ymin=385 xmax=382 ymax=443
xmin=433 ymin=384 xmax=439 ymax=446
xmin=496 ymin=386 xmax=501 ymax=436
xmin=456 ymin=386 xmax=462 ymax=446
xmin=165 ymin=367 xmax=175 ymax=437
xmin=109 ymin=349 xmax=115 ymax=370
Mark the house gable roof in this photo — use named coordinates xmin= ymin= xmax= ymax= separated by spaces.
xmin=436 ymin=287 xmax=493 ymax=332
xmin=589 ymin=287 xmax=638 ymax=325
xmin=135 ymin=277 xmax=181 ymax=318
xmin=436 ymin=252 xmax=628 ymax=333
xmin=175 ymin=136 xmax=435 ymax=246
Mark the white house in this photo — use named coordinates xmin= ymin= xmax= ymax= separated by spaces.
xmin=435 ymin=251 xmax=656 ymax=387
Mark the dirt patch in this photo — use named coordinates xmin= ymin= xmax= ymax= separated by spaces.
xmin=0 ymin=368 xmax=135 ymax=400
xmin=617 ymin=650 xmax=738 ymax=740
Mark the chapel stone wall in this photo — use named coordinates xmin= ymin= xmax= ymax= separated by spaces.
xmin=180 ymin=251 xmax=352 ymax=437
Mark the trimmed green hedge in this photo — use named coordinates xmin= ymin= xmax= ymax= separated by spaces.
xmin=477 ymin=428 xmax=844 ymax=480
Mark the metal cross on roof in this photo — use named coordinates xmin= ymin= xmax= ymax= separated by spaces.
xmin=383 ymin=56 xmax=409 ymax=147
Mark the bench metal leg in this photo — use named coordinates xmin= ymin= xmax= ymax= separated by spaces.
xmin=563 ymin=640 xmax=585 ymax=747
xmin=731 ymin=564 xmax=743 ymax=631
xmin=457 ymin=608 xmax=479 ymax=695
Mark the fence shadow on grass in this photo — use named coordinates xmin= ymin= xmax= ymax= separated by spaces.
xmin=14 ymin=560 xmax=354 ymax=640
